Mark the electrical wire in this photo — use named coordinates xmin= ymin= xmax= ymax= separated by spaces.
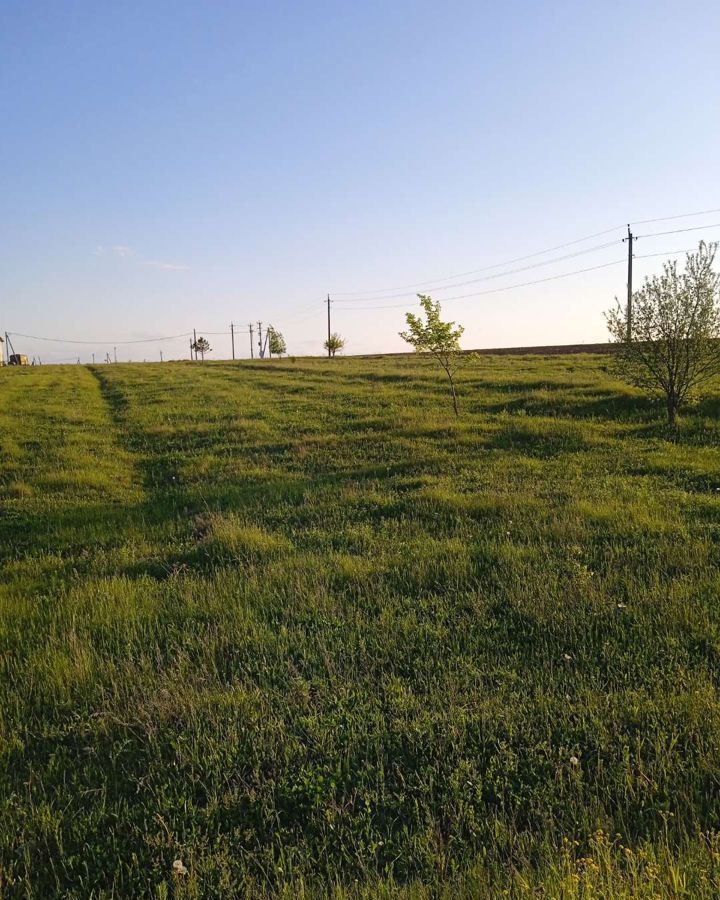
xmin=8 ymin=209 xmax=718 ymax=352
xmin=8 ymin=331 xmax=193 ymax=345
xmin=332 ymin=225 xmax=625 ymax=297
xmin=334 ymin=240 xmax=622 ymax=303
xmin=635 ymin=223 xmax=720 ymax=239
xmin=634 ymin=246 xmax=714 ymax=260
xmin=332 ymin=206 xmax=720 ymax=298
xmin=336 ymin=258 xmax=626 ymax=310
xmin=200 ymin=330 xmax=250 ymax=335
xmin=337 ymin=237 xmax=720 ymax=313
xmin=630 ymin=207 xmax=720 ymax=226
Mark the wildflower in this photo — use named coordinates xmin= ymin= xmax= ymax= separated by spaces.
xmin=173 ymin=859 xmax=188 ymax=876
xmin=562 ymin=653 xmax=573 ymax=662
xmin=569 ymin=755 xmax=580 ymax=766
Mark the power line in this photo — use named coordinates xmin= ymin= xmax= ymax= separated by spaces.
xmin=334 ymin=239 xmax=621 ymax=303
xmin=7 ymin=331 xmax=193 ymax=345
xmin=630 ymin=207 xmax=720 ymax=226
xmin=332 ymin=225 xmax=625 ymax=297
xmin=336 ymin=258 xmax=626 ymax=310
xmin=332 ymin=206 xmax=720 ymax=298
xmin=8 ymin=210 xmax=719 ymax=357
xmin=635 ymin=245 xmax=716 ymax=260
xmin=336 ymin=237 xmax=720 ymax=314
xmin=636 ymin=222 xmax=720 ymax=239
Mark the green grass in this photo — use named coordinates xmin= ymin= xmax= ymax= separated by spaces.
xmin=1 ymin=353 xmax=720 ymax=898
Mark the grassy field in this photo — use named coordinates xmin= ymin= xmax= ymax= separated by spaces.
xmin=1 ymin=353 xmax=720 ymax=898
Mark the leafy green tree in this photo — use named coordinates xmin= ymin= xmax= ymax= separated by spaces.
xmin=268 ymin=328 xmax=287 ymax=357
xmin=606 ymin=242 xmax=720 ymax=425
xmin=400 ymin=294 xmax=469 ymax=416
xmin=192 ymin=336 xmax=212 ymax=362
xmin=324 ymin=333 xmax=345 ymax=357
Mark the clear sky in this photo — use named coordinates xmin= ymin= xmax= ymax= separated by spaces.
xmin=1 ymin=0 xmax=719 ymax=362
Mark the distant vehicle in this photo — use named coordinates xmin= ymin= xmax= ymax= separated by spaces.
xmin=9 ymin=354 xmax=29 ymax=366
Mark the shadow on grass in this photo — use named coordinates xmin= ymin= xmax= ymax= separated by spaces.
xmin=481 ymin=391 xmax=659 ymax=422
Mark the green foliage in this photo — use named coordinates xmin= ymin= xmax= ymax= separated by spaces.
xmin=606 ymin=242 xmax=720 ymax=425
xmin=268 ymin=328 xmax=287 ymax=357
xmin=191 ymin=336 xmax=212 ymax=361
xmin=400 ymin=294 xmax=464 ymax=355
xmin=400 ymin=295 xmax=469 ymax=415
xmin=1 ymin=354 xmax=720 ymax=896
xmin=324 ymin=333 xmax=345 ymax=356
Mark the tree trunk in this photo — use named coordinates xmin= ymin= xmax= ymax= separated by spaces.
xmin=448 ymin=375 xmax=459 ymax=417
xmin=667 ymin=394 xmax=678 ymax=426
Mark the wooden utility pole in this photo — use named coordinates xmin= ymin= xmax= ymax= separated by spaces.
xmin=189 ymin=339 xmax=193 ymax=360
xmin=113 ymin=346 xmax=117 ymax=363
xmin=326 ymin=294 xmax=331 ymax=357
xmin=249 ymin=323 xmax=254 ymax=358
xmin=193 ymin=328 xmax=197 ymax=361
xmin=92 ymin=353 xmax=95 ymax=364
xmin=623 ymin=225 xmax=637 ymax=342
xmin=230 ymin=322 xmax=235 ymax=360
xmin=257 ymin=321 xmax=263 ymax=358
xmin=160 ymin=350 xmax=163 ymax=363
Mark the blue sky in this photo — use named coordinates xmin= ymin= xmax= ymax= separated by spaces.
xmin=1 ymin=0 xmax=719 ymax=361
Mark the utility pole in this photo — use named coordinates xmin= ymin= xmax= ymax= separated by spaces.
xmin=230 ymin=322 xmax=235 ymax=360
xmin=257 ymin=321 xmax=263 ymax=359
xmin=189 ymin=339 xmax=193 ymax=360
xmin=92 ymin=353 xmax=95 ymax=364
xmin=160 ymin=350 xmax=163 ymax=363
xmin=193 ymin=328 xmax=197 ymax=361
xmin=623 ymin=225 xmax=637 ymax=342
xmin=113 ymin=346 xmax=117 ymax=363
xmin=249 ymin=323 xmax=254 ymax=359
xmin=326 ymin=294 xmax=331 ymax=357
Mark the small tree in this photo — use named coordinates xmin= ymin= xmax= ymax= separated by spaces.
xmin=192 ymin=336 xmax=212 ymax=362
xmin=324 ymin=333 xmax=345 ymax=357
xmin=606 ymin=242 xmax=720 ymax=426
xmin=400 ymin=294 xmax=468 ymax=416
xmin=268 ymin=328 xmax=287 ymax=357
